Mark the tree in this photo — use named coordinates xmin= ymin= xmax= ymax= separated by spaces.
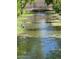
xmin=17 ymin=0 xmax=35 ymax=16
xmin=45 ymin=0 xmax=61 ymax=13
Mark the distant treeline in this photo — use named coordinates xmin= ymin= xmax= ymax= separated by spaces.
xmin=17 ymin=0 xmax=61 ymax=16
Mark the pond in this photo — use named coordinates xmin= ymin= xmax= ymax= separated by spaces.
xmin=17 ymin=11 xmax=61 ymax=59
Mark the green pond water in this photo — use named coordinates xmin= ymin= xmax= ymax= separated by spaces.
xmin=17 ymin=11 xmax=61 ymax=59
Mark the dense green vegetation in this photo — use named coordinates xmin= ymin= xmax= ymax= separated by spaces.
xmin=17 ymin=0 xmax=35 ymax=16
xmin=45 ymin=0 xmax=61 ymax=13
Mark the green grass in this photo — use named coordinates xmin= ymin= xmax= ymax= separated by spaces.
xmin=17 ymin=9 xmax=34 ymax=35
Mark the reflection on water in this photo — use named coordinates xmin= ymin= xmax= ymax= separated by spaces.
xmin=17 ymin=12 xmax=61 ymax=59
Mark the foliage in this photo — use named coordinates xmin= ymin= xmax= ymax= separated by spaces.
xmin=53 ymin=0 xmax=61 ymax=13
xmin=45 ymin=0 xmax=61 ymax=13
xmin=45 ymin=0 xmax=53 ymax=5
xmin=17 ymin=0 xmax=35 ymax=16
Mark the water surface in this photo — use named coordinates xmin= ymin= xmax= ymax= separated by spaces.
xmin=17 ymin=12 xmax=61 ymax=59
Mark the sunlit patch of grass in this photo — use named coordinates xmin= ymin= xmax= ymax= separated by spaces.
xmin=17 ymin=27 xmax=25 ymax=34
xmin=21 ymin=13 xmax=34 ymax=17
xmin=17 ymin=17 xmax=25 ymax=34
xmin=17 ymin=9 xmax=34 ymax=35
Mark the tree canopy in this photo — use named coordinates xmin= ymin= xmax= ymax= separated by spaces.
xmin=17 ymin=0 xmax=61 ymax=16
xmin=45 ymin=0 xmax=61 ymax=13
